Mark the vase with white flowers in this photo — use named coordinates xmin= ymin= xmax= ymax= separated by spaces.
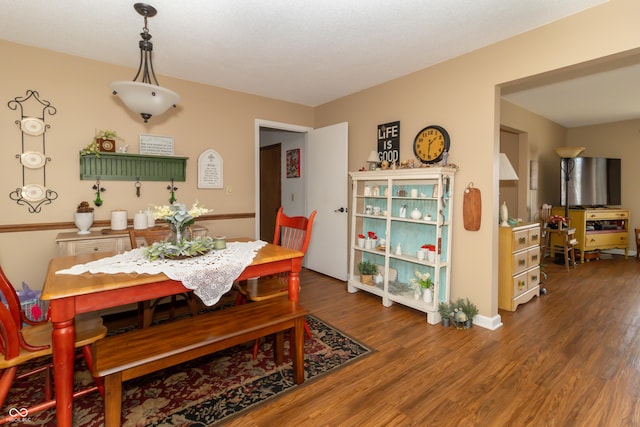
xmin=410 ymin=270 xmax=433 ymax=303
xmin=143 ymin=201 xmax=215 ymax=260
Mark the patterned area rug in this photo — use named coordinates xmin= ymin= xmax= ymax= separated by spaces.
xmin=4 ymin=315 xmax=371 ymax=426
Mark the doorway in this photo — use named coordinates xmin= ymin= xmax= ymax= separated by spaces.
xmin=255 ymin=119 xmax=350 ymax=281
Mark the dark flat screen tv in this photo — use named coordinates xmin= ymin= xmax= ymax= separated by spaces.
xmin=560 ymin=157 xmax=621 ymax=207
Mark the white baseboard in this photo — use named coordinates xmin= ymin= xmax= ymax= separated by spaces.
xmin=473 ymin=314 xmax=503 ymax=330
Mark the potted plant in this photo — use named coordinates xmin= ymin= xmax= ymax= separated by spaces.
xmin=81 ymin=129 xmax=124 ymax=156
xmin=438 ymin=301 xmax=453 ymax=327
xmin=357 ymin=260 xmax=377 ymax=285
xmin=450 ymin=298 xmax=478 ymax=329
xmin=74 ymin=201 xmax=94 ymax=235
xmin=459 ymin=298 xmax=479 ymax=328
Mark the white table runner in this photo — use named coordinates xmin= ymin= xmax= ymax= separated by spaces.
xmin=55 ymin=240 xmax=267 ymax=306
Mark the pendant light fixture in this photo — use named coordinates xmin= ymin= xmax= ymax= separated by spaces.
xmin=109 ymin=3 xmax=180 ymax=123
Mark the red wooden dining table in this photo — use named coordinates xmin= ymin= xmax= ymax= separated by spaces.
xmin=40 ymin=240 xmax=304 ymax=427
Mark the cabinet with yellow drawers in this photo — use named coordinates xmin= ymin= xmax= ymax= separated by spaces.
xmin=498 ymin=223 xmax=541 ymax=311
xmin=551 ymin=207 xmax=629 ymax=263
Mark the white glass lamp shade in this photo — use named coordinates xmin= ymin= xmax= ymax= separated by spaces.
xmin=554 ymin=147 xmax=585 ymax=159
xmin=109 ymin=81 xmax=180 ymax=120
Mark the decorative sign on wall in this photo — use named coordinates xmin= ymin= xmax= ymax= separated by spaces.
xmin=377 ymin=121 xmax=400 ymax=165
xmin=139 ymin=134 xmax=174 ymax=155
xmin=198 ymin=149 xmax=223 ymax=189
xmin=286 ymin=148 xmax=301 ymax=178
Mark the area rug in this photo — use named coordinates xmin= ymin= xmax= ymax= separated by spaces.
xmin=4 ymin=315 xmax=372 ymax=426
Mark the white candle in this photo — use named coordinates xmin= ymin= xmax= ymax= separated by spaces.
xmin=111 ymin=210 xmax=128 ymax=230
xmin=133 ymin=211 xmax=148 ymax=230
xmin=145 ymin=209 xmax=155 ymax=228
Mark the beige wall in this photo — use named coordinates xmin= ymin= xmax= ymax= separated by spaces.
xmin=315 ymin=0 xmax=639 ymax=324
xmin=1 ymin=0 xmax=639 ymax=325
xmin=501 ymin=100 xmax=568 ymax=217
xmin=0 ymin=40 xmax=314 ymax=290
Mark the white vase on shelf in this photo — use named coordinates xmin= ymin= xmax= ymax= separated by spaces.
xmin=74 ymin=212 xmax=94 ymax=235
xmin=500 ymin=202 xmax=509 ymax=227
xmin=423 ymin=287 xmax=433 ymax=304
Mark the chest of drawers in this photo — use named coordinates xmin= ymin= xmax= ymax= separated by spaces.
xmin=498 ymin=223 xmax=541 ymax=311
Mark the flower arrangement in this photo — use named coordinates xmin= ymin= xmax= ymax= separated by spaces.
xmin=421 ymin=244 xmax=436 ymax=252
xmin=367 ymin=231 xmax=378 ymax=240
xmin=150 ymin=201 xmax=210 ymax=234
xmin=409 ymin=270 xmax=432 ymax=289
xmin=143 ymin=201 xmax=215 ymax=260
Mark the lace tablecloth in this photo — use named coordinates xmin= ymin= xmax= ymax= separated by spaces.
xmin=55 ymin=240 xmax=268 ymax=306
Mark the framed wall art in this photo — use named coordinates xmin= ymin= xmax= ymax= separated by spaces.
xmin=286 ymin=148 xmax=300 ymax=178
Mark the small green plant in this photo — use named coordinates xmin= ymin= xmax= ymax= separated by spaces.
xmin=437 ymin=301 xmax=453 ymax=320
xmin=459 ymin=298 xmax=479 ymax=319
xmin=357 ymin=260 xmax=377 ymax=275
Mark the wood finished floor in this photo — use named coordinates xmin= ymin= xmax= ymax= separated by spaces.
xmin=222 ymin=255 xmax=640 ymax=427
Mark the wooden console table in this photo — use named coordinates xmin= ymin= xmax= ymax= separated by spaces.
xmin=55 ymin=225 xmax=208 ymax=256
xmin=551 ymin=207 xmax=629 ymax=263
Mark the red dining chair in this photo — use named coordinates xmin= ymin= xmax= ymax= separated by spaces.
xmin=235 ymin=207 xmax=316 ymax=359
xmin=129 ymin=229 xmax=200 ymax=328
xmin=0 ymin=265 xmax=107 ymax=423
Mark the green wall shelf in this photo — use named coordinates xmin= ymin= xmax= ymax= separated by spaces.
xmin=79 ymin=153 xmax=188 ymax=181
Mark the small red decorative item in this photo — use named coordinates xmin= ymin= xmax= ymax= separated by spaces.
xmin=421 ymin=244 xmax=436 ymax=251
xmin=358 ymin=233 xmax=365 ymax=239
xmin=367 ymin=231 xmax=377 ymax=239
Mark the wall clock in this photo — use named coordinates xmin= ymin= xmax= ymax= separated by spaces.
xmin=413 ymin=125 xmax=450 ymax=164
xmin=97 ymin=138 xmax=116 ymax=152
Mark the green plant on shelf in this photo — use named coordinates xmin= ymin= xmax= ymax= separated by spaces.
xmin=357 ymin=260 xmax=377 ymax=275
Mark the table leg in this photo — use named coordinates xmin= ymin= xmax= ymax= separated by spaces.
xmin=52 ymin=319 xmax=76 ymax=427
xmin=288 ymin=258 xmax=302 ymax=303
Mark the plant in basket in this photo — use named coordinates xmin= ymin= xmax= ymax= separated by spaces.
xmin=358 ymin=260 xmax=377 ymax=285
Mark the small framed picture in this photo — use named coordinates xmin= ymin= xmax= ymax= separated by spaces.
xmin=432 ymin=184 xmax=439 ymax=198
xmin=286 ymin=149 xmax=300 ymax=178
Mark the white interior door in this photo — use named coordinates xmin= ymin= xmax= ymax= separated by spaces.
xmin=305 ymin=122 xmax=349 ymax=281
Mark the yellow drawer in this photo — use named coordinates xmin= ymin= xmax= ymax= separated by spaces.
xmin=512 ymin=229 xmax=530 ymax=251
xmin=585 ymin=210 xmax=629 ymax=220
xmin=528 ymin=266 xmax=540 ymax=290
xmin=527 ymin=247 xmax=540 ymax=268
xmin=512 ymin=271 xmax=528 ymax=297
xmin=584 ymin=232 xmax=628 ymax=249
xmin=513 ymin=251 xmax=529 ymax=275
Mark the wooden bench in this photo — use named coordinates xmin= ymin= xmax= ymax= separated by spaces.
xmin=92 ymin=298 xmax=309 ymax=426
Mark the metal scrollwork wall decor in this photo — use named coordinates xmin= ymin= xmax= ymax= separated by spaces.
xmin=8 ymin=90 xmax=58 ymax=213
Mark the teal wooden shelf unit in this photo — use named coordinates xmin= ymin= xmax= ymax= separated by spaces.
xmin=79 ymin=153 xmax=188 ymax=181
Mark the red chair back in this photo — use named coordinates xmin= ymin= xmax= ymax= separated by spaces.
xmin=273 ymin=207 xmax=317 ymax=256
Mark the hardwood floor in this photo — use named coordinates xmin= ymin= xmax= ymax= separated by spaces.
xmin=218 ymin=255 xmax=640 ymax=426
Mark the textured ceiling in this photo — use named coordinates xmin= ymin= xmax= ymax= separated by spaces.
xmin=4 ymin=0 xmax=634 ymax=128
xmin=0 ymin=0 xmax=608 ymax=108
